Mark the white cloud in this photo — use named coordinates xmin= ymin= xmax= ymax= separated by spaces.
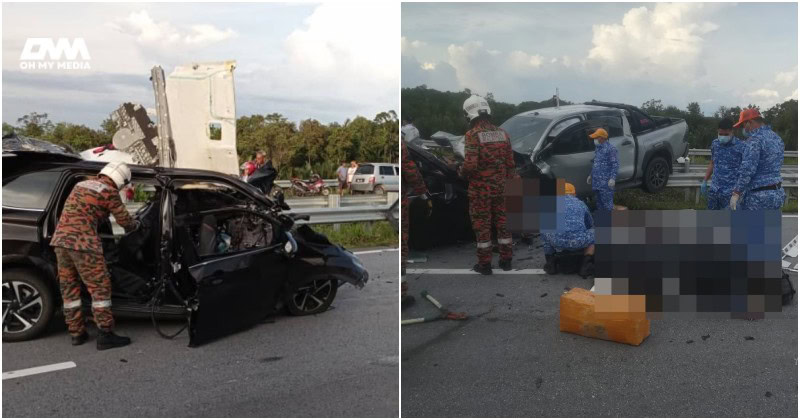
xmin=109 ymin=10 xmax=235 ymax=47
xmin=184 ymin=24 xmax=236 ymax=45
xmin=774 ymin=67 xmax=797 ymax=85
xmin=411 ymin=40 xmax=426 ymax=48
xmin=109 ymin=10 xmax=181 ymax=44
xmin=421 ymin=62 xmax=436 ymax=70
xmin=747 ymin=89 xmax=779 ymax=99
xmin=586 ymin=3 xmax=719 ymax=82
xmin=509 ymin=50 xmax=544 ymax=69
xmin=785 ymin=89 xmax=798 ymax=101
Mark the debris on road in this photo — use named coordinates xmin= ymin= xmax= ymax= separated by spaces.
xmin=559 ymin=288 xmax=650 ymax=346
xmin=401 ymin=290 xmax=468 ymax=325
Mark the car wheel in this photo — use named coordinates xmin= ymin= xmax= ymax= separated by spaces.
xmin=2 ymin=269 xmax=55 ymax=342
xmin=643 ymin=156 xmax=669 ymax=193
xmin=374 ymin=185 xmax=386 ymax=195
xmin=284 ymin=278 xmax=338 ymax=316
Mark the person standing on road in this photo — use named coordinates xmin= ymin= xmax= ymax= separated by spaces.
xmin=50 ymin=162 xmax=139 ymax=350
xmin=702 ymin=118 xmax=745 ymax=209
xmin=337 ymin=161 xmax=349 ymax=196
xmin=347 ymin=160 xmax=358 ymax=195
xmin=587 ymin=128 xmax=618 ymax=211
xmin=730 ymin=108 xmax=786 ymax=210
xmin=401 ymin=141 xmax=430 ymax=307
xmin=254 ymin=151 xmax=267 ymax=169
xmin=541 ymin=183 xmax=595 ymax=277
xmin=460 ymin=95 xmax=517 ymax=275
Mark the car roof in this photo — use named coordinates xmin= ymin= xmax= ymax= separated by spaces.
xmin=513 ymin=104 xmax=614 ymax=119
xmin=358 ymin=162 xmax=397 ymax=166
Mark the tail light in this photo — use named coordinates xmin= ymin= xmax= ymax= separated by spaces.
xmin=370 ymin=176 xmax=375 ymax=184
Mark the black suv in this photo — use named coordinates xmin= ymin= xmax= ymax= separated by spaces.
xmin=2 ymin=139 xmax=368 ymax=346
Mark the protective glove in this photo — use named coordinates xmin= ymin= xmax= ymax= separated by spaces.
xmin=586 ymin=175 xmax=592 ymax=185
xmin=608 ymin=179 xmax=615 ymax=188
xmin=700 ymin=180 xmax=708 ymax=196
xmin=730 ymin=192 xmax=740 ymax=210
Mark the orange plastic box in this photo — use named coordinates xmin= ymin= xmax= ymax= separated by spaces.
xmin=559 ymin=288 xmax=650 ymax=346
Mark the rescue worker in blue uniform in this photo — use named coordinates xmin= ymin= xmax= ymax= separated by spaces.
xmin=730 ymin=108 xmax=785 ymax=210
xmin=587 ymin=128 xmax=618 ymax=211
xmin=701 ymin=118 xmax=745 ymax=209
xmin=541 ymin=183 xmax=595 ymax=277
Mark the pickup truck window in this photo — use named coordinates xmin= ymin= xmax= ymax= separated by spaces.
xmin=2 ymin=170 xmax=61 ymax=210
xmin=586 ymin=113 xmax=624 ymax=138
xmin=548 ymin=117 xmax=582 ymax=138
xmin=632 ymin=109 xmax=654 ymax=132
xmin=501 ymin=115 xmax=552 ymax=153
xmin=552 ymin=126 xmax=595 ymax=155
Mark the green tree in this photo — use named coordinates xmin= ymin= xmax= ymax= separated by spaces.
xmin=16 ymin=112 xmax=54 ymax=138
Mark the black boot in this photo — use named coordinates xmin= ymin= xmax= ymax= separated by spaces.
xmin=578 ymin=255 xmax=594 ymax=278
xmin=71 ymin=331 xmax=89 ymax=346
xmin=499 ymin=259 xmax=512 ymax=271
xmin=543 ymin=254 xmax=557 ymax=275
xmin=473 ymin=263 xmax=492 ymax=275
xmin=97 ymin=330 xmax=131 ymax=351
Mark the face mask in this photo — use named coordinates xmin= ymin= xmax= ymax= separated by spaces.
xmin=593 ymin=140 xmax=600 ymax=147
xmin=718 ymin=135 xmax=732 ymax=144
xmin=742 ymin=123 xmax=753 ymax=137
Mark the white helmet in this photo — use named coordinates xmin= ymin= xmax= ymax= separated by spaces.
xmin=100 ymin=161 xmax=132 ymax=188
xmin=463 ymin=95 xmax=491 ymax=122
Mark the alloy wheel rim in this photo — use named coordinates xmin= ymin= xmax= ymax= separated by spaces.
xmin=2 ymin=281 xmax=43 ymax=333
xmin=292 ymin=279 xmax=333 ymax=312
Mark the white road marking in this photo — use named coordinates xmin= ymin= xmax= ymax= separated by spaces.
xmin=407 ymin=268 xmax=546 ymax=275
xmin=2 ymin=361 xmax=76 ymax=380
xmin=354 ymin=248 xmax=398 ymax=255
xmin=783 ymin=215 xmax=798 ymax=218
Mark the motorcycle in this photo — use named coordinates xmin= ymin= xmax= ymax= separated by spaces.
xmin=289 ymin=174 xmax=330 ymax=197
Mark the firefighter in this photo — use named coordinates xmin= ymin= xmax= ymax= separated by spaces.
xmin=730 ymin=108 xmax=786 ymax=210
xmin=587 ymin=128 xmax=618 ymax=211
xmin=701 ymin=118 xmax=745 ymax=209
xmin=540 ymin=183 xmax=595 ymax=277
xmin=460 ymin=95 xmax=517 ymax=275
xmin=401 ymin=140 xmax=430 ymax=307
xmin=50 ymin=162 xmax=139 ymax=350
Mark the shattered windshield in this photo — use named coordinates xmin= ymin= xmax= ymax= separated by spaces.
xmin=500 ymin=115 xmax=552 ymax=155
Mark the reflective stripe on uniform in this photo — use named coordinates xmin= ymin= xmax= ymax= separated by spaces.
xmin=63 ymin=300 xmax=82 ymax=309
xmin=497 ymin=237 xmax=512 ymax=245
xmin=92 ymin=300 xmax=112 ymax=308
xmin=477 ymin=241 xmax=492 ymax=249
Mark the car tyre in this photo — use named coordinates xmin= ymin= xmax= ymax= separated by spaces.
xmin=643 ymin=156 xmax=669 ymax=193
xmin=283 ymin=278 xmax=338 ymax=316
xmin=2 ymin=268 xmax=55 ymax=342
xmin=374 ymin=185 xmax=386 ymax=195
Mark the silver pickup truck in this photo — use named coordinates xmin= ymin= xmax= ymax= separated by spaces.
xmin=504 ymin=101 xmax=689 ymax=197
xmin=427 ymin=101 xmax=689 ymax=197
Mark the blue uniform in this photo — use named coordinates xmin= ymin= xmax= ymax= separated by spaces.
xmin=591 ymin=141 xmax=619 ymax=211
xmin=733 ymin=126 xmax=785 ymax=210
xmin=707 ymin=136 xmax=745 ymax=210
xmin=541 ymin=195 xmax=594 ymax=255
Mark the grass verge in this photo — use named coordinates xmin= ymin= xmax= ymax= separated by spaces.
xmin=613 ymin=187 xmax=798 ymax=213
xmin=313 ymin=221 xmax=398 ymax=249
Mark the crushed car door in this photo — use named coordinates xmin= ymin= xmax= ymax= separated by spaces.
xmin=186 ymin=221 xmax=288 ymax=346
xmin=542 ymin=121 xmax=600 ymax=197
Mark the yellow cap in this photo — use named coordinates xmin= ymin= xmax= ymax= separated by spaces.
xmin=589 ymin=128 xmax=608 ymax=139
xmin=564 ymin=183 xmax=576 ymax=195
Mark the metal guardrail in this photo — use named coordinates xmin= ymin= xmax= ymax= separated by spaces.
xmin=689 ymin=149 xmax=798 ymax=158
xmin=292 ymin=203 xmax=399 ymax=225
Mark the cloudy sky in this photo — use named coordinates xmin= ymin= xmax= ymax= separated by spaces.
xmin=402 ymin=2 xmax=798 ymax=114
xmin=2 ymin=2 xmax=398 ymax=128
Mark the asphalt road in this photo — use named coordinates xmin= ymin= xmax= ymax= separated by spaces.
xmin=2 ymin=249 xmax=399 ymax=417
xmin=401 ymin=216 xmax=798 ymax=417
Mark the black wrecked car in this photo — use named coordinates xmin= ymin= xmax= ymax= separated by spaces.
xmin=2 ymin=137 xmax=368 ymax=346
